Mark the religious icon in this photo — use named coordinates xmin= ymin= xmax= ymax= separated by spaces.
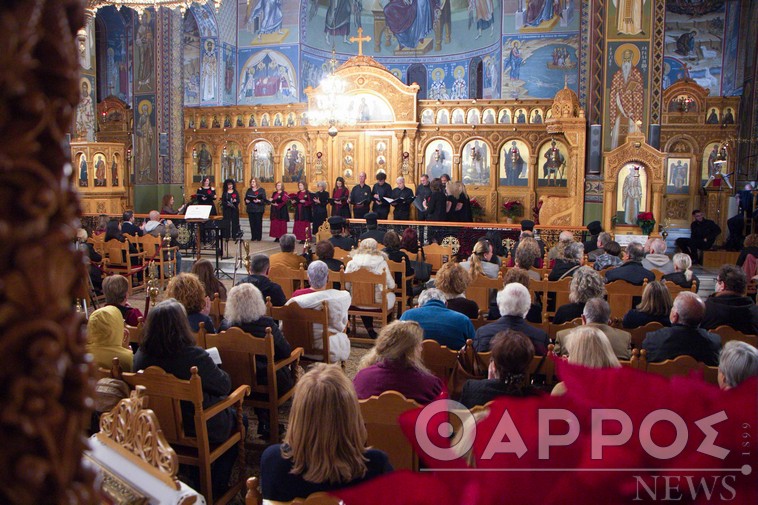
xmin=111 ymin=155 xmax=119 ymax=186
xmin=236 ymin=115 xmax=244 ymax=127
xmin=252 ymin=141 xmax=274 ymax=183
xmin=462 ymin=140 xmax=489 ymax=185
xmin=223 ymin=115 xmax=232 ymax=128
xmin=452 ymin=108 xmax=465 ymax=124
xmin=706 ymin=108 xmax=720 ymax=124
xmin=514 ymin=108 xmax=527 ymax=124
xmin=538 ymin=139 xmax=569 ymax=188
xmin=500 ymin=140 xmax=529 ymax=187
xmin=248 ymin=114 xmax=256 ymax=127
xmin=530 ymin=109 xmax=543 ymax=124
xmin=722 ymin=108 xmax=735 ymax=124
xmin=261 ymin=113 xmax=270 ymax=126
xmin=616 ymin=163 xmax=648 ymax=225
xmin=498 ymin=109 xmax=511 ymax=124
xmin=467 ymin=109 xmax=480 ymax=125
xmin=273 ymin=113 xmax=283 ymax=126
xmin=287 ymin=112 xmax=295 ymax=127
xmin=666 ymin=158 xmax=690 ymax=195
xmin=94 ymin=153 xmax=107 ymax=187
xmin=212 ymin=115 xmax=221 ymax=128
xmin=78 ymin=153 xmax=88 ymax=187
xmin=425 ymin=140 xmax=453 ymax=180
xmin=222 ymin=142 xmax=243 ymax=182
xmin=702 ymin=142 xmax=722 ymax=184
xmin=609 ymin=43 xmax=645 ymax=149
xmin=421 ymin=109 xmax=434 ymax=124
xmin=482 ymin=109 xmax=496 ymax=124
xmin=436 ymin=109 xmax=449 ymax=124
xmin=196 ymin=143 xmax=212 ymax=177
xmin=283 ymin=142 xmax=305 ymax=182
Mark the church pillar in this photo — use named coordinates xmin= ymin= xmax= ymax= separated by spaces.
xmin=603 ymin=182 xmax=617 ymax=233
xmin=652 ymin=182 xmax=664 ymax=233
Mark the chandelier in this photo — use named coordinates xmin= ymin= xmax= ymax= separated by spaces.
xmin=308 ymin=51 xmax=358 ymax=137
xmin=87 ymin=0 xmax=222 ymax=15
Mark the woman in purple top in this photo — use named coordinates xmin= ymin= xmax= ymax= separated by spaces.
xmin=353 ymin=320 xmax=446 ymax=404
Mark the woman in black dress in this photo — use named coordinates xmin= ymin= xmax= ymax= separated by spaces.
xmin=195 ymin=176 xmax=217 ymax=215
xmin=449 ymin=181 xmax=473 ymax=222
xmin=244 ymin=178 xmax=267 ymax=241
xmin=331 ymin=176 xmax=351 ymax=218
xmin=311 ymin=180 xmax=329 ymax=236
xmin=424 ymin=178 xmax=447 ymax=222
xmin=221 ymin=179 xmax=241 ymax=239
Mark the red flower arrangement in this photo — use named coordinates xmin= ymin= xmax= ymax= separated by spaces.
xmin=501 ymin=200 xmax=524 ymax=218
xmin=636 ymin=212 xmax=656 ymax=234
xmin=470 ymin=197 xmax=485 ymax=221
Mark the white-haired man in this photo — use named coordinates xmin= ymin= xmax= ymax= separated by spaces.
xmin=718 ymin=341 xmax=758 ymax=390
xmin=399 ymin=288 xmax=474 ymax=350
xmin=286 ymin=261 xmax=351 ymax=363
xmin=473 ymin=283 xmax=549 ymax=354
xmin=391 ymin=176 xmax=414 ymax=220
xmin=555 ymin=298 xmax=631 ymax=360
xmin=642 ymin=238 xmax=674 ymax=274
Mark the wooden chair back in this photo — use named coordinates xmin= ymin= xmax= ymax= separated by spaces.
xmin=619 ymin=348 xmax=643 ymax=369
xmin=421 ymin=339 xmax=459 ymax=387
xmin=650 ymin=269 xmax=665 ymax=281
xmin=327 ymin=267 xmax=345 ymax=290
xmin=605 ymin=279 xmax=647 ymax=320
xmin=548 ymin=318 xmax=582 ymax=339
xmin=208 ymin=293 xmax=223 ymax=329
xmin=640 ymin=351 xmax=706 ymax=379
xmin=245 ymin=477 xmax=340 ymax=505
xmin=529 ymin=277 xmax=572 ymax=322
xmin=87 ymin=233 xmax=105 ymax=256
xmin=102 ymin=239 xmax=145 ymax=294
xmin=117 ymin=364 xmax=250 ymax=504
xmin=526 ymin=344 xmax=556 ymax=387
xmin=628 ymin=321 xmax=664 ymax=349
xmin=467 ymin=273 xmax=503 ymax=312
xmin=387 ymin=258 xmax=414 ymax=315
xmin=332 ymin=247 xmax=352 ymax=264
xmin=125 ymin=319 xmax=144 ymax=346
xmin=137 ymin=234 xmax=178 ymax=288
xmin=345 ymin=267 xmax=391 ymax=342
xmin=711 ymin=325 xmax=758 ymax=348
xmin=268 ymin=300 xmax=334 ymax=364
xmin=663 ymin=279 xmax=697 ymax=298
xmin=359 ymin=391 xmax=421 ymax=472
xmin=424 ymin=243 xmax=454 ymax=273
xmin=203 ymin=327 xmax=303 ymax=443
xmin=268 ymin=264 xmax=307 ymax=300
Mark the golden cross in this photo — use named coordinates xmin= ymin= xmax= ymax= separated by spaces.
xmin=349 ymin=27 xmax=371 ymax=56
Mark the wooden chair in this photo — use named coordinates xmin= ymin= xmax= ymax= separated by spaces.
xmin=204 ymin=327 xmax=303 ymax=444
xmin=663 ymin=279 xmax=697 ymax=298
xmin=627 ymin=321 xmax=664 ymax=349
xmin=548 ymin=317 xmax=582 ymax=340
xmin=137 ymin=234 xmax=178 ymax=288
xmin=116 ymin=364 xmax=250 ymax=504
xmin=650 ymin=269 xmax=665 ymax=281
xmin=387 ymin=258 xmax=415 ymax=316
xmin=619 ymin=348 xmax=643 ymax=369
xmin=208 ymin=293 xmax=223 ymax=330
xmin=471 ymin=315 xmax=490 ymax=329
xmin=268 ymin=300 xmax=338 ymax=365
xmin=332 ymin=247 xmax=352 ymax=264
xmin=125 ymin=318 xmax=144 ymax=346
xmin=639 ymin=351 xmax=707 ymax=380
xmin=424 ymin=243 xmax=454 ymax=273
xmin=268 ymin=264 xmax=307 ymax=300
xmin=102 ymin=238 xmax=146 ymax=294
xmin=359 ymin=391 xmax=421 ymax=472
xmin=245 ymin=477 xmax=341 ymax=505
xmin=344 ymin=268 xmax=391 ymax=343
xmin=467 ymin=273 xmax=503 ymax=313
xmin=327 ymin=266 xmax=345 ymax=290
xmin=711 ymin=325 xmax=758 ymax=348
xmin=421 ymin=339 xmax=460 ymax=389
xmin=529 ymin=277 xmax=572 ymax=322
xmin=605 ymin=279 xmax=647 ymax=320
xmin=526 ymin=344 xmax=557 ymax=387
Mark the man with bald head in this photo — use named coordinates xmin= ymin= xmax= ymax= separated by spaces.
xmin=350 ymin=171 xmax=372 ymax=219
xmin=642 ymin=292 xmax=720 ymax=366
xmin=144 ymin=210 xmax=182 ymax=272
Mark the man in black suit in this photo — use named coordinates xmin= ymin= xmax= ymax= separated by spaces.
xmin=349 ymin=172 xmax=372 ymax=219
xmin=642 ymin=291 xmax=721 ymax=366
xmin=701 ymin=265 xmax=758 ymax=335
xmin=121 ymin=210 xmax=143 ymax=237
xmin=391 ymin=176 xmax=414 ymax=220
xmin=675 ymin=209 xmax=721 ymax=264
xmin=605 ymin=242 xmax=655 ymax=285
xmin=371 ymin=172 xmax=392 ymax=219
xmin=327 ymin=216 xmax=355 ymax=251
xmin=583 ymin=221 xmax=603 ymax=255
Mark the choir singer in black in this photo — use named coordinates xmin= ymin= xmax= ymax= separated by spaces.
xmin=371 ymin=172 xmax=392 ymax=219
xmin=391 ymin=176 xmax=414 ymax=220
xmin=350 ymin=171 xmax=371 ymax=219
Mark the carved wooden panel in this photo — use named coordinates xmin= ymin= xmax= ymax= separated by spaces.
xmin=665 ymin=198 xmax=690 ymax=222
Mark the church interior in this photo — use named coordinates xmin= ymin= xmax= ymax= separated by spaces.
xmin=3 ymin=0 xmax=758 ymax=504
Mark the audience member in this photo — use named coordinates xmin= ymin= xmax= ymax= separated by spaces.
xmin=400 ymin=288 xmax=474 ymax=350
xmin=547 ymin=230 xmax=574 ymax=261
xmin=328 ymin=216 xmax=356 ymax=251
xmin=102 ymin=274 xmax=143 ymax=326
xmin=736 ymin=233 xmax=758 ymax=268
xmin=344 ymin=238 xmax=396 ymax=339
xmin=269 ymin=234 xmax=307 ymax=271
xmin=642 ymin=292 xmax=720 ymax=365
xmin=675 ymin=209 xmax=721 ymax=265
xmin=236 ymin=254 xmax=287 ymax=307
xmin=287 ymin=261 xmax=351 ymax=363
xmin=718 ymin=341 xmax=758 ymax=390
xmin=583 ymin=221 xmax=603 ymax=255
xmin=460 ymin=330 xmax=540 ymax=408
xmin=354 ymin=320 xmax=446 ymax=404
xmin=548 ymin=242 xmax=584 ymax=281
xmin=622 ymin=281 xmax=673 ymax=329
xmin=260 ymin=364 xmax=392 ymax=502
xmin=488 ymin=268 xmax=542 ymax=323
xmin=143 ymin=210 xmax=182 ymax=272
xmin=514 ymin=237 xmax=542 ymax=278
xmin=78 ymin=228 xmax=103 ymax=294
xmin=553 ymin=267 xmax=606 ymax=324
xmin=604 ymin=242 xmax=655 ymax=285
xmin=220 ymin=283 xmax=293 ymax=439
xmin=588 ymin=232 xmax=612 ymax=261
xmin=314 ymin=240 xmax=344 ymax=272
xmin=552 ymin=327 xmax=621 ymax=396
xmin=555 ymin=298 xmax=631 ymax=360
xmin=400 ymin=227 xmax=421 ymax=254
xmin=641 ymin=238 xmax=674 ymax=274
xmin=662 ymin=253 xmax=700 ymax=291
xmin=120 ymin=210 xmax=142 ymax=237
xmin=165 ymin=273 xmax=215 ymax=333
xmin=460 ymin=239 xmax=500 ymax=279
xmin=134 ymin=299 xmax=237 ymax=496
xmin=382 ymin=230 xmax=414 ymax=299
xmin=435 ymin=262 xmax=479 ymax=319
xmin=359 ymin=212 xmax=386 ymax=243
xmin=474 ymin=283 xmax=548 ymax=354
xmin=191 ymin=258 xmax=227 ymax=301
xmin=86 ymin=305 xmax=133 ymax=371
xmin=593 ymin=240 xmax=623 ymax=271
xmin=701 ymin=265 xmax=758 ymax=335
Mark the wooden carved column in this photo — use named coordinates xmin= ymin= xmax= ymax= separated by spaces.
xmin=604 ymin=182 xmax=617 ymax=231
xmin=652 ymin=183 xmax=665 ymax=231
xmin=0 ymin=1 xmax=97 ymax=503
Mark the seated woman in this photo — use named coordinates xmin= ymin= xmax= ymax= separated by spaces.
xmin=514 ymin=238 xmax=542 ymax=281
xmin=161 ymin=193 xmax=186 ymax=215
xmin=134 ymin=299 xmax=238 ymax=496
xmin=166 ymin=273 xmax=216 ymax=333
xmin=593 ymin=240 xmax=623 ymax=271
xmin=718 ymin=341 xmax=758 ymax=390
xmin=102 ymin=275 xmax=143 ymax=327
xmin=261 ymin=364 xmax=393 ymax=502
xmin=662 ymin=253 xmax=700 ymax=291
xmin=737 ymin=233 xmax=758 ymax=268
xmin=382 ymin=230 xmax=414 ymax=301
xmin=220 ymin=283 xmax=293 ymax=439
xmin=191 ymin=258 xmax=227 ymax=301
xmin=353 ymin=320 xmax=445 ymax=404
xmin=548 ymin=242 xmax=584 ymax=281
xmin=287 ymin=261 xmax=351 ymax=363
xmin=622 ymin=280 xmax=673 ymax=329
xmin=435 ymin=261 xmax=479 ymax=319
xmin=460 ymin=330 xmax=540 ymax=408
xmin=314 ymin=240 xmax=345 ymax=272
xmin=553 ymin=267 xmax=606 ymax=324
xmin=86 ymin=305 xmax=133 ymax=371
xmin=400 ymin=227 xmax=431 ymax=284
xmin=460 ymin=239 xmax=500 ymax=279
xmin=552 ymin=327 xmax=621 ymax=396
xmin=344 ymin=238 xmax=396 ymax=339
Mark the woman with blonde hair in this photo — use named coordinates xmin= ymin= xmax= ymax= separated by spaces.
xmin=663 ymin=253 xmax=700 ymax=291
xmin=344 ymin=238 xmax=396 ymax=339
xmin=260 ymin=364 xmax=392 ymax=501
xmin=435 ymin=261 xmax=479 ymax=318
xmin=353 ymin=320 xmax=445 ymax=404
xmin=446 ymin=180 xmax=473 ymax=222
xmin=190 ymin=258 xmax=227 ymax=301
xmin=220 ymin=283 xmax=292 ymax=439
xmin=461 ymin=238 xmax=500 ymax=279
xmin=553 ymin=266 xmax=606 ymax=324
xmin=165 ymin=272 xmax=216 ymax=333
xmin=622 ymin=280 xmax=673 ymax=329
xmin=552 ymin=326 xmax=620 ymax=396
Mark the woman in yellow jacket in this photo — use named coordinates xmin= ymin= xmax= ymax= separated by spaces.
xmin=86 ymin=305 xmax=133 ymax=372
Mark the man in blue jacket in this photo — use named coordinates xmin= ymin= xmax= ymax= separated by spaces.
xmin=400 ymin=288 xmax=474 ymax=350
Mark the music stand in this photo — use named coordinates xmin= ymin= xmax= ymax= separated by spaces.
xmin=185 ymin=205 xmax=212 ymax=260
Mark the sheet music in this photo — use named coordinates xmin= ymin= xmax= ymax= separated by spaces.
xmin=206 ymin=347 xmax=222 ymax=365
xmin=185 ymin=205 xmax=212 ymax=220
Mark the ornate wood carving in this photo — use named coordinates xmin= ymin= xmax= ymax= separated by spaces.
xmin=0 ymin=0 xmax=97 ymax=503
xmin=665 ymin=198 xmax=690 ymax=221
